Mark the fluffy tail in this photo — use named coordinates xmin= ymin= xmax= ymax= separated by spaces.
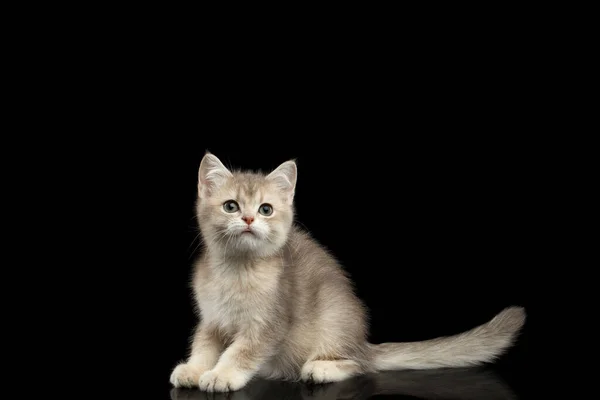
xmin=371 ymin=306 xmax=526 ymax=370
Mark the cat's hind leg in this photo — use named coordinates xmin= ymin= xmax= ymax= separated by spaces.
xmin=300 ymin=359 xmax=361 ymax=384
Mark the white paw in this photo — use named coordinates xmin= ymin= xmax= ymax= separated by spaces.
xmin=170 ymin=363 xmax=206 ymax=388
xmin=301 ymin=360 xmax=357 ymax=383
xmin=198 ymin=369 xmax=249 ymax=392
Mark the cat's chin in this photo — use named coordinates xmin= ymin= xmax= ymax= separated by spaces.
xmin=230 ymin=232 xmax=261 ymax=249
xmin=229 ymin=234 xmax=283 ymax=258
xmin=238 ymin=229 xmax=258 ymax=238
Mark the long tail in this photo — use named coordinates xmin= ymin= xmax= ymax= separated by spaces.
xmin=371 ymin=306 xmax=526 ymax=370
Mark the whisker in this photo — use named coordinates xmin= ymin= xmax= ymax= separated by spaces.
xmin=223 ymin=230 xmax=236 ymax=254
xmin=187 ymin=230 xmax=204 ymax=258
xmin=294 ymin=219 xmax=312 ymax=234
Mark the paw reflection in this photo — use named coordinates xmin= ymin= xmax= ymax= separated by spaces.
xmin=170 ymin=367 xmax=516 ymax=400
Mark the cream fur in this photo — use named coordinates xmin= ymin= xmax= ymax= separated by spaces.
xmin=170 ymin=152 xmax=526 ymax=392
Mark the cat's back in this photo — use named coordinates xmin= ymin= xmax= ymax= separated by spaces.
xmin=286 ymin=226 xmax=369 ymax=346
xmin=287 ymin=226 xmax=352 ymax=283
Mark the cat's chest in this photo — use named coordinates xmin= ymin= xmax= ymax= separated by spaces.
xmin=195 ymin=261 xmax=280 ymax=329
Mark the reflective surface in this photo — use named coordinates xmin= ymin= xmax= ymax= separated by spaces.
xmin=170 ymin=367 xmax=519 ymax=400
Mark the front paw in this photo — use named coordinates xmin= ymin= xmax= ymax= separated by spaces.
xmin=198 ymin=369 xmax=249 ymax=392
xmin=170 ymin=363 xmax=206 ymax=388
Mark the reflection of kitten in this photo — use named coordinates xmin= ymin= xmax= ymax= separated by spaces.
xmin=170 ymin=153 xmax=526 ymax=393
xmin=170 ymin=368 xmax=516 ymax=400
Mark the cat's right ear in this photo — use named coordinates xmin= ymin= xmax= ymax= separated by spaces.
xmin=198 ymin=152 xmax=232 ymax=198
xmin=267 ymin=160 xmax=297 ymax=203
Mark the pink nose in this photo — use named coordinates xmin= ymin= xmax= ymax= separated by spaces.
xmin=242 ymin=216 xmax=254 ymax=225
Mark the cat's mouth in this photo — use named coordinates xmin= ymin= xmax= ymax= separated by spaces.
xmin=242 ymin=228 xmax=254 ymax=235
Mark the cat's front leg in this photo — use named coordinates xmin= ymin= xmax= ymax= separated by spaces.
xmin=198 ymin=334 xmax=272 ymax=392
xmin=170 ymin=323 xmax=223 ymax=388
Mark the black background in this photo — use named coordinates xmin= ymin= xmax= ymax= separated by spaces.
xmin=45 ymin=40 xmax=542 ymax=399
xmin=11 ymin=12 xmax=571 ymax=398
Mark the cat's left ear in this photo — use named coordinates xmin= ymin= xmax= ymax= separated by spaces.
xmin=266 ymin=160 xmax=297 ymax=203
xmin=198 ymin=152 xmax=232 ymax=198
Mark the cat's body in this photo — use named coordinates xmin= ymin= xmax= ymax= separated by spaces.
xmin=191 ymin=227 xmax=373 ymax=382
xmin=170 ymin=153 xmax=526 ymax=392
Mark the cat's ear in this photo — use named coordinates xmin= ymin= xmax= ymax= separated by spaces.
xmin=267 ymin=160 xmax=297 ymax=202
xmin=198 ymin=152 xmax=232 ymax=198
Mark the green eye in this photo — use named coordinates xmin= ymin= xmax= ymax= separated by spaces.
xmin=223 ymin=200 xmax=239 ymax=213
xmin=258 ymin=203 xmax=273 ymax=216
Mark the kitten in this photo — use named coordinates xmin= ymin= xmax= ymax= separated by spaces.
xmin=170 ymin=152 xmax=526 ymax=392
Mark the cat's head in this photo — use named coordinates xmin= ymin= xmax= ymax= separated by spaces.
xmin=196 ymin=152 xmax=297 ymax=257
